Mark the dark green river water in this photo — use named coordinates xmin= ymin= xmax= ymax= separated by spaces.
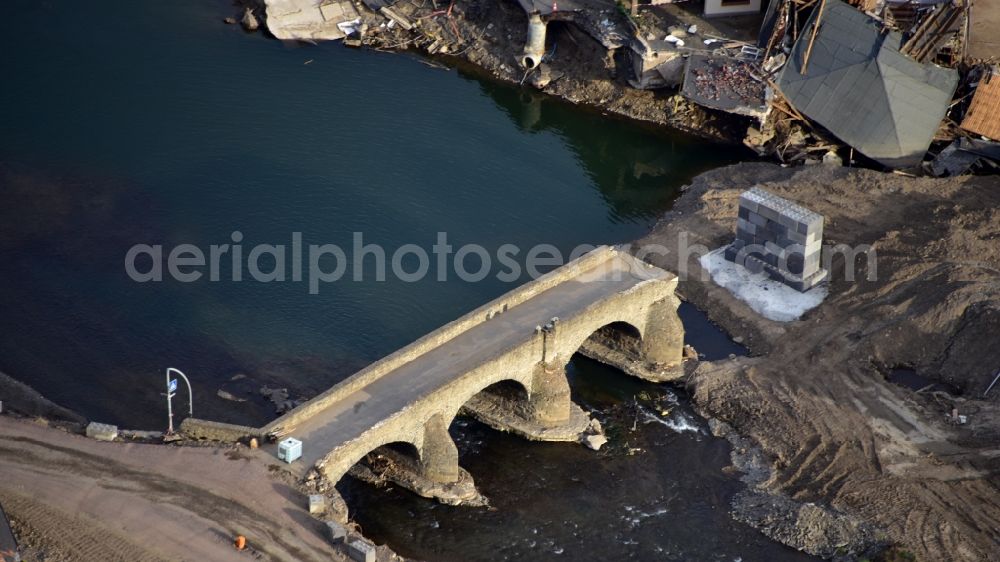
xmin=0 ymin=1 xmax=816 ymax=560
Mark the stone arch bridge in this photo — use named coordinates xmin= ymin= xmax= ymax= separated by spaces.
xmin=259 ymin=246 xmax=684 ymax=499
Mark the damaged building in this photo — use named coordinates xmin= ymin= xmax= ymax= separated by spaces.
xmin=251 ymin=0 xmax=996 ymax=173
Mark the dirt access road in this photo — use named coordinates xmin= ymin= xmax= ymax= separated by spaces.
xmin=0 ymin=416 xmax=344 ymax=562
xmin=636 ymin=163 xmax=1000 ymax=560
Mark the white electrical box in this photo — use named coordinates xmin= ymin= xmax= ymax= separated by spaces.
xmin=278 ymin=437 xmax=302 ymax=463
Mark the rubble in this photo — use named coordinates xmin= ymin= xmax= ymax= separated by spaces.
xmin=583 ymin=433 xmax=608 ymax=450
xmin=240 ymin=0 xmax=997 ymax=175
xmin=85 ymin=422 xmax=119 ymax=442
xmin=308 ymin=493 xmax=326 ymax=514
xmin=930 ymin=137 xmax=1000 ymax=176
xmin=899 ymin=0 xmax=966 ymax=63
xmin=960 ymin=67 xmax=1000 ymax=140
xmin=263 ymin=0 xmax=361 ymax=41
xmin=629 ymin=38 xmax=686 ymax=89
xmin=778 ymin=0 xmax=958 ymax=169
xmin=681 ymin=54 xmax=768 ymax=118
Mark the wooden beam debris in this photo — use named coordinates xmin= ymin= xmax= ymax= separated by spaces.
xmin=800 ymin=0 xmax=827 ymax=75
xmin=901 ymin=1 xmax=964 ymax=63
xmin=985 ymin=369 xmax=1000 ymax=398
xmin=380 ymin=6 xmax=414 ymax=30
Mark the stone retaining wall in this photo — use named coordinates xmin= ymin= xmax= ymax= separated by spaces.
xmin=180 ymin=418 xmax=261 ymax=442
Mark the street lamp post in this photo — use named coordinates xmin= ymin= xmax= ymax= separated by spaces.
xmin=165 ymin=367 xmax=193 ymax=435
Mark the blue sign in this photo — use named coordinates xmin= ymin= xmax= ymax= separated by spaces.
xmin=168 ymin=379 xmax=178 ymax=393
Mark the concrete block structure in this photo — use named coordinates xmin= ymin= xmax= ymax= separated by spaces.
xmin=725 ymin=187 xmax=827 ymax=291
xmin=308 ymin=494 xmax=325 ymax=514
xmin=325 ymin=521 xmax=347 ymax=544
xmin=85 ymin=422 xmax=118 ymax=441
xmin=347 ymin=539 xmax=376 ymax=562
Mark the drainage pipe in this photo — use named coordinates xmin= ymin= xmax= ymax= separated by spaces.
xmin=521 ymin=13 xmax=547 ymax=69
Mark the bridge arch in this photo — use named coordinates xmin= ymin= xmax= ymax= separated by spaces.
xmin=582 ymin=320 xmax=644 ymax=354
xmin=553 ymin=295 xmax=683 ymax=372
xmin=325 ymin=410 xmax=462 ymax=486
xmin=474 ymin=380 xmax=531 ymax=407
xmin=439 ymin=375 xmax=535 ymax=429
xmin=333 ymin=434 xmax=425 ymax=484
xmin=554 ymin=313 xmax=648 ymax=367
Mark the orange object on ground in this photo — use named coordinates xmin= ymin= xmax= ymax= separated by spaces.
xmin=249 ymin=437 xmax=258 ymax=449
xmin=235 ymin=535 xmax=246 ymax=550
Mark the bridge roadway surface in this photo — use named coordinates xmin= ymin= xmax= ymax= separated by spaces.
xmin=282 ymin=252 xmax=658 ymax=469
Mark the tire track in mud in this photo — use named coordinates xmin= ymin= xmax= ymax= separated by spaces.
xmin=1 ymin=490 xmax=169 ymax=562
xmin=641 ymin=164 xmax=1000 ymax=561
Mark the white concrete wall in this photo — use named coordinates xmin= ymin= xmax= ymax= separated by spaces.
xmin=704 ymin=0 xmax=761 ymax=17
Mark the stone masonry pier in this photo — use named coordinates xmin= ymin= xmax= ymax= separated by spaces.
xmin=255 ymin=246 xmax=684 ymax=502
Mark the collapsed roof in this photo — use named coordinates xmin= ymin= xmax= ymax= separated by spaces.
xmin=682 ymin=55 xmax=768 ymax=118
xmin=961 ymin=70 xmax=1000 ymax=140
xmin=778 ymin=0 xmax=959 ymax=168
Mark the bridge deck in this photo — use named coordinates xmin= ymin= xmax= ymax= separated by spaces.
xmin=280 ymin=252 xmax=662 ymax=470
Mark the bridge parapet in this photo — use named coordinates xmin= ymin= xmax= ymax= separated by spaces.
xmin=265 ymin=245 xmax=626 ymax=436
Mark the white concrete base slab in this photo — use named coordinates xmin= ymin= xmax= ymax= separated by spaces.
xmin=700 ymin=247 xmax=827 ymax=322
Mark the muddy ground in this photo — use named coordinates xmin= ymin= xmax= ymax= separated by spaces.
xmin=635 ymin=162 xmax=1000 ymax=560
xmin=0 ymin=415 xmax=361 ymax=562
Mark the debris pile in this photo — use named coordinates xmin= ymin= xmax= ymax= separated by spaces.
xmin=647 ymin=0 xmax=1000 ymax=171
xmin=960 ymin=68 xmax=1000 ymax=140
xmin=260 ymin=385 xmax=307 ymax=415
xmin=691 ymin=59 xmax=762 ymax=103
xmin=240 ymin=0 xmax=998 ymax=174
xmin=778 ymin=0 xmax=958 ymax=168
xmin=683 ymin=55 xmax=767 ymax=117
xmin=739 ymin=0 xmax=1000 ymax=171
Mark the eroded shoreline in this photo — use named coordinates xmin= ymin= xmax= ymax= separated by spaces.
xmin=238 ymin=0 xmax=749 ymax=145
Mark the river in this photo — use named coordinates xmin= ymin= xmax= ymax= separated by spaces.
xmin=0 ymin=1 xmax=814 ymax=560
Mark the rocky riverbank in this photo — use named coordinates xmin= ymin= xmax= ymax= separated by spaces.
xmin=0 ymin=370 xmax=84 ymax=424
xmin=635 ymin=162 xmax=1000 ymax=561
